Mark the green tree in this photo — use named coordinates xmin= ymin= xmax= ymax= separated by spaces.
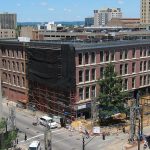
xmin=0 ymin=118 xmax=17 ymax=149
xmin=98 ymin=63 xmax=128 ymax=124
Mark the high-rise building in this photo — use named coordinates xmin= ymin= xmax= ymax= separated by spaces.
xmin=0 ymin=13 xmax=17 ymax=29
xmin=94 ymin=8 xmax=122 ymax=27
xmin=140 ymin=0 xmax=150 ymax=24
xmin=85 ymin=17 xmax=94 ymax=27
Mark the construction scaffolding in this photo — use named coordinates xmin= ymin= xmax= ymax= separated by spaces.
xmin=26 ymin=43 xmax=76 ymax=119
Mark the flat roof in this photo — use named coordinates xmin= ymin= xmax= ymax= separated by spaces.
xmin=0 ymin=39 xmax=150 ymax=50
xmin=29 ymin=141 xmax=40 ymax=147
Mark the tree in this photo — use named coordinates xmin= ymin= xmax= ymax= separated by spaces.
xmin=0 ymin=118 xmax=17 ymax=149
xmin=98 ymin=63 xmax=128 ymax=124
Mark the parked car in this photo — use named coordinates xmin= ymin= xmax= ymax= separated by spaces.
xmin=39 ymin=116 xmax=58 ymax=128
xmin=28 ymin=140 xmax=41 ymax=150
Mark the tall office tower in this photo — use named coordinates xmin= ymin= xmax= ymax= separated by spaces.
xmin=94 ymin=8 xmax=122 ymax=27
xmin=140 ymin=0 xmax=150 ymax=24
xmin=0 ymin=13 xmax=17 ymax=29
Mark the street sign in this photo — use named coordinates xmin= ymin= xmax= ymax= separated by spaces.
xmin=93 ymin=126 xmax=100 ymax=134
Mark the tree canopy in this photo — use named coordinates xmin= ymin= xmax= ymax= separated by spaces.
xmin=98 ymin=63 xmax=128 ymax=122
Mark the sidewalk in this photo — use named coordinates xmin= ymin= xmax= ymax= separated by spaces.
xmin=3 ymin=99 xmax=47 ymax=118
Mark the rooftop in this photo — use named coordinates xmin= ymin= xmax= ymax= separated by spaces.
xmin=0 ymin=39 xmax=150 ymax=50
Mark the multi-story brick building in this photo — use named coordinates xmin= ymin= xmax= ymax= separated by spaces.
xmin=0 ymin=41 xmax=28 ymax=104
xmin=0 ymin=40 xmax=150 ymax=118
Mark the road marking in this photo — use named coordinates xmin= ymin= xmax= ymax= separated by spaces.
xmin=52 ymin=134 xmax=79 ymax=144
xmin=19 ymin=128 xmax=67 ymax=143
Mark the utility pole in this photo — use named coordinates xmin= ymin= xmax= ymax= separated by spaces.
xmin=82 ymin=137 xmax=85 ymax=150
xmin=0 ymin=70 xmax=3 ymax=118
xmin=44 ymin=121 xmax=52 ymax=150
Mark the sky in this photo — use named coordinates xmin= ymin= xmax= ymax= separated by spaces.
xmin=0 ymin=0 xmax=140 ymax=22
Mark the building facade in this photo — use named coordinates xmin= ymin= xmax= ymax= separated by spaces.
xmin=94 ymin=8 xmax=122 ymax=27
xmin=140 ymin=0 xmax=150 ymax=25
xmin=0 ymin=29 xmax=16 ymax=39
xmin=0 ymin=41 xmax=28 ymax=105
xmin=85 ymin=17 xmax=94 ymax=27
xmin=0 ymin=13 xmax=17 ymax=29
xmin=0 ymin=40 xmax=150 ymax=118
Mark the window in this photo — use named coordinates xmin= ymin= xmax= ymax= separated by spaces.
xmin=2 ymin=59 xmax=6 ymax=68
xmin=12 ymin=61 xmax=15 ymax=71
xmin=2 ymin=73 xmax=7 ymax=82
xmin=124 ymin=79 xmax=128 ymax=90
xmin=85 ymin=69 xmax=90 ymax=81
xmin=2 ymin=49 xmax=6 ymax=55
xmin=111 ymin=50 xmax=115 ymax=61
xmin=85 ymin=52 xmax=89 ymax=64
xmin=79 ymin=88 xmax=84 ymax=100
xmin=100 ymin=67 xmax=104 ymax=78
xmin=16 ymin=50 xmax=19 ymax=58
xmin=16 ymin=62 xmax=19 ymax=71
xmin=91 ymin=68 xmax=96 ymax=80
xmin=21 ymin=50 xmax=23 ymax=58
xmin=79 ymin=70 xmax=83 ymax=82
xmin=125 ymin=64 xmax=128 ymax=74
xmin=7 ymin=49 xmax=10 ymax=57
xmin=22 ymin=77 xmax=25 ymax=87
xmin=143 ymin=48 xmax=146 ymax=57
xmin=85 ymin=87 xmax=90 ymax=99
xmin=144 ymin=61 xmax=147 ymax=71
xmin=12 ymin=50 xmax=15 ymax=57
xmin=91 ymin=85 xmax=96 ymax=97
xmin=100 ymin=51 xmax=104 ymax=62
xmin=91 ymin=52 xmax=95 ymax=63
xmin=124 ymin=50 xmax=128 ymax=59
xmin=140 ymin=48 xmax=143 ymax=57
xmin=148 ymin=60 xmax=150 ymax=70
xmin=17 ymin=76 xmax=20 ymax=86
xmin=13 ymin=75 xmax=16 ymax=85
xmin=120 ymin=50 xmax=123 ymax=60
xmin=132 ymin=62 xmax=136 ymax=73
xmin=140 ymin=76 xmax=143 ymax=86
xmin=8 ymin=61 xmax=10 ymax=70
xmin=120 ymin=64 xmax=123 ymax=75
xmin=78 ymin=53 xmax=82 ymax=65
xmin=105 ymin=51 xmax=109 ymax=61
xmin=21 ymin=63 xmax=24 ymax=72
xmin=132 ymin=48 xmax=136 ymax=58
xmin=143 ymin=75 xmax=147 ymax=85
xmin=8 ymin=74 xmax=11 ymax=84
xmin=132 ymin=77 xmax=135 ymax=88
xmin=140 ymin=61 xmax=143 ymax=71
xmin=148 ymin=75 xmax=150 ymax=84
xmin=148 ymin=49 xmax=150 ymax=56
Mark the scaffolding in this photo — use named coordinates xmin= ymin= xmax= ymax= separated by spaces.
xmin=28 ymin=82 xmax=76 ymax=119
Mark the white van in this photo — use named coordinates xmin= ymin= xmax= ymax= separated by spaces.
xmin=29 ymin=140 xmax=41 ymax=150
xmin=39 ymin=115 xmax=58 ymax=128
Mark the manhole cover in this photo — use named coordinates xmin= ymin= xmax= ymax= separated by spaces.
xmin=26 ymin=128 xmax=29 ymax=129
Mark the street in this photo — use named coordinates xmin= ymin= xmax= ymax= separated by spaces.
xmin=1 ymin=100 xmax=150 ymax=150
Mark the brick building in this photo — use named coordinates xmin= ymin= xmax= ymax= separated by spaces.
xmin=0 ymin=40 xmax=150 ymax=118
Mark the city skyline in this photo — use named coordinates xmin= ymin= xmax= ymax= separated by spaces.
xmin=1 ymin=0 xmax=140 ymax=22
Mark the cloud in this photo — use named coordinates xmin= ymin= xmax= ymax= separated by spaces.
xmin=117 ymin=0 xmax=124 ymax=4
xmin=64 ymin=8 xmax=71 ymax=12
xmin=48 ymin=8 xmax=55 ymax=11
xmin=40 ymin=2 xmax=48 ymax=6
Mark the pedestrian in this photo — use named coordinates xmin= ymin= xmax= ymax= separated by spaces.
xmin=7 ymin=102 xmax=8 ymax=106
xmin=24 ymin=133 xmax=27 ymax=141
xmin=102 ymin=132 xmax=105 ymax=140
xmin=16 ymin=138 xmax=18 ymax=144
